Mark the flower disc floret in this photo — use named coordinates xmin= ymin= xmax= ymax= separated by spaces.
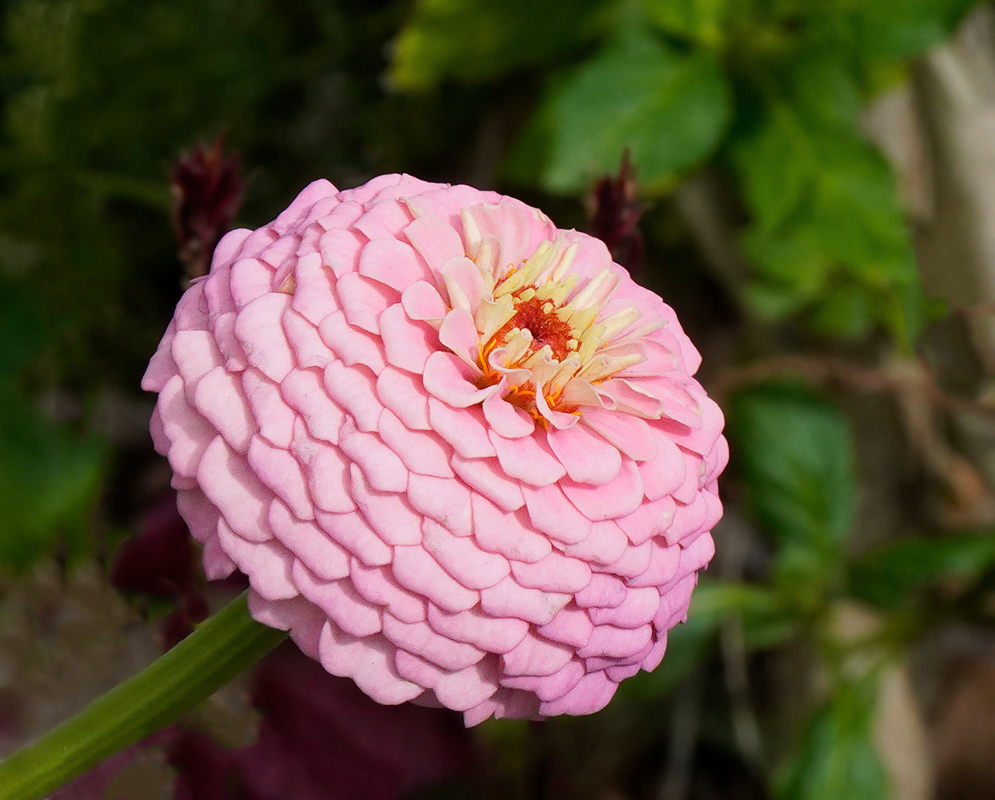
xmin=143 ymin=174 xmax=728 ymax=724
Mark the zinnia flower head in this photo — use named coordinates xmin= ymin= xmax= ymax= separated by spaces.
xmin=143 ymin=175 xmax=727 ymax=724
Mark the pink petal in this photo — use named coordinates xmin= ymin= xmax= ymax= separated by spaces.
xmin=547 ymin=423 xmax=622 ymax=486
xmin=293 ymin=428 xmax=355 ymax=513
xmin=176 ymin=488 xmax=220 ymax=546
xmin=511 ymin=551 xmax=591 ymax=594
xmin=461 ymin=688 xmax=532 ymax=725
xmin=600 ymin=540 xmax=653 ymax=579
xmin=638 ymin=429 xmax=687 ymax=500
xmin=268 ymin=499 xmax=350 ymax=581
xmin=440 ymin=256 xmax=486 ymax=311
xmin=315 ymin=510 xmax=392 ymax=567
xmin=377 ymin=367 xmax=431 ymax=431
xmin=501 ymin=660 xmax=585 ymax=703
xmin=536 ymin=606 xmax=594 ymax=648
xmin=378 ymin=409 xmax=453 ymax=478
xmin=291 ymin=252 xmax=337 ymax=326
xmin=241 ymin=368 xmax=295 ymax=449
xmin=450 ymin=454 xmax=524 ymax=512
xmin=471 ymin=495 xmax=552 ymax=563
xmin=479 ymin=576 xmax=571 ymax=626
xmin=233 ymin=227 xmax=277 ymax=261
xmin=643 ymin=376 xmax=703 ymax=428
xmin=323 ymin=360 xmax=381 ymax=432
xmin=348 ymin=463 xmax=421 ymax=545
xmin=575 ymin=574 xmax=627 ymax=609
xmin=401 ymin=280 xmax=447 ymax=321
xmin=616 ymin=496 xmax=674 ymax=546
xmin=428 ymin=399 xmax=494 ymax=458
xmin=272 ymin=179 xmax=337 ymax=233
xmin=339 ymin=426 xmax=409 ymax=494
xmin=247 ymin=436 xmax=314 ymax=520
xmin=426 ymin=604 xmax=528 ymax=654
xmin=561 ymin=520 xmax=629 ymax=565
xmin=291 ymin=561 xmax=382 ymax=636
xmin=173 ymin=281 xmax=210 ymax=331
xmin=501 ymin=633 xmax=573 ymax=677
xmin=233 ymin=293 xmax=295 ymax=382
xmin=353 ymin=198 xmax=413 ymax=241
xmin=142 ymin=322 xmax=177 ymax=392
xmin=318 ymin=227 xmax=364 ymax=279
xmin=391 ymin=545 xmax=480 ymax=612
xmin=201 ymin=534 xmax=236 ymax=580
xmin=351 ymin=560 xmax=427 ymax=624
xmin=281 ymin=368 xmax=345 ymax=444
xmin=626 ymin=540 xmax=682 ymax=588
xmin=438 ymin=308 xmax=480 ymax=364
xmin=359 ymin=237 xmax=431 ymax=292
xmin=561 ymin=461 xmax=644 ymax=522
xmin=394 ymin=649 xmax=445 ymax=689
xmin=379 ymin=303 xmax=438 ymax=374
xmin=229 ymin=258 xmax=274 ymax=308
xmin=672 ymin=451 xmax=703 ymax=504
xmin=157 ymin=377 xmax=213 ymax=478
xmin=588 ymin=587 xmax=660 ymax=628
xmin=314 ymin=199 xmax=363 ymax=232
xmin=654 ymin=574 xmax=697 ymax=630
xmin=677 ymin=531 xmax=715 ymax=574
xmin=641 ymin=635 xmax=669 ymax=672
xmin=305 ymin=310 xmax=377 ymax=372
xmin=247 ymin=593 xmax=324 ymax=660
xmin=578 ymin=624 xmax=653 ymax=659
xmin=407 ymin=473 xmax=472 ymax=537
xmin=539 ymin=671 xmax=617 ymax=717
xmin=657 ymin=390 xmax=724 ymax=456
xmin=191 ymin=366 xmax=257 ymax=452
xmin=580 ymin=408 xmax=657 ymax=461
xmin=212 ymin=313 xmax=248 ymax=371
xmin=422 ymin=518 xmax=510 ymax=589
xmin=521 ymin=483 xmax=591 ymax=544
xmin=666 ymin=492 xmax=710 ymax=545
xmin=171 ymin=329 xmax=223 ymax=388
xmin=489 ymin=431 xmax=566 ymax=487
xmin=197 ymin=436 xmax=272 ymax=543
xmin=482 ymin=393 xmax=535 ymax=439
xmin=212 ymin=228 xmax=253 ymax=272
xmin=319 ymin=624 xmax=422 ymax=705
xmin=432 ymin=657 xmax=501 ymax=711
xmin=216 ymin=520 xmax=295 ymax=600
xmin=403 ymin=212 xmax=466 ymax=269
xmin=298 ymin=196 xmax=342 ymax=229
xmin=423 ymin=352 xmax=493 ymax=408
xmin=381 ymin=614 xmax=485 ymax=671
xmin=335 ymin=272 xmax=393 ymax=334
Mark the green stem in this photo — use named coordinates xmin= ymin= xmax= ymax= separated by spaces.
xmin=0 ymin=591 xmax=287 ymax=800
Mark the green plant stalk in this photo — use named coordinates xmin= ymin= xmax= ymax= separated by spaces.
xmin=0 ymin=591 xmax=287 ymax=800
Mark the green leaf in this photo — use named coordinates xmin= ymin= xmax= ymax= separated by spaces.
xmin=641 ymin=0 xmax=728 ymax=47
xmin=538 ymin=33 xmax=730 ymax=193
xmin=853 ymin=0 xmax=980 ymax=63
xmin=390 ymin=0 xmax=613 ymax=89
xmin=0 ymin=383 xmax=106 ymax=569
xmin=849 ymin=533 xmax=995 ymax=610
xmin=729 ymin=386 xmax=857 ymax=593
xmin=776 ymin=677 xmax=889 ymax=800
xmin=732 ymin=95 xmax=924 ymax=343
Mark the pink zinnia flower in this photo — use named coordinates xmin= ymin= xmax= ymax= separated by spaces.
xmin=143 ymin=175 xmax=727 ymax=724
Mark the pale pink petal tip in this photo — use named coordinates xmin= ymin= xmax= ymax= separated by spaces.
xmin=143 ymin=172 xmax=727 ymax=724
